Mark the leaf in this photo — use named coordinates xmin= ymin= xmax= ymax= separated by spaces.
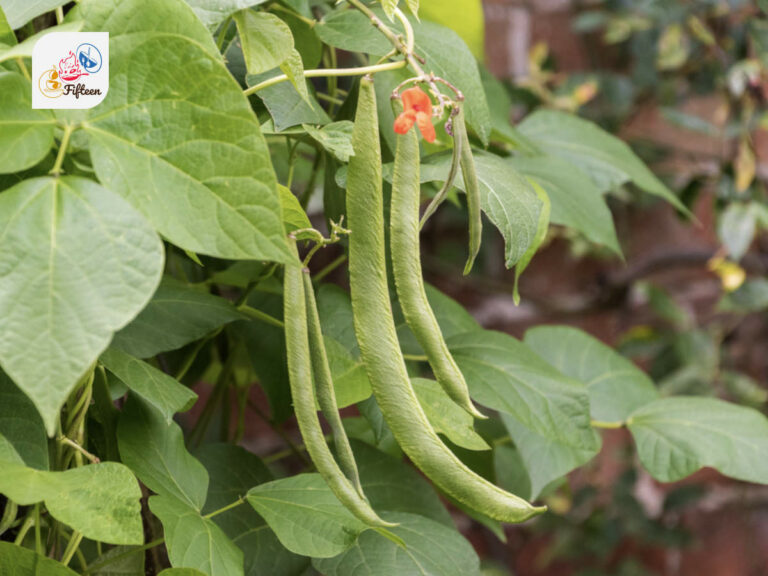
xmin=0 ymin=176 xmax=164 ymax=435
xmin=352 ymin=439 xmax=451 ymax=526
xmin=1 ymin=0 xmax=68 ymax=28
xmin=420 ymin=151 xmax=544 ymax=268
xmin=280 ymin=49 xmax=311 ymax=105
xmin=448 ymin=330 xmax=600 ymax=498
xmin=118 ymin=394 xmax=209 ymax=511
xmin=185 ymin=0 xmax=268 ymax=31
xmin=0 ymin=7 xmax=14 ymax=44
xmin=79 ymin=0 xmax=218 ymax=56
xmin=312 ymin=512 xmax=482 ymax=576
xmin=248 ymin=71 xmax=330 ymax=131
xmin=718 ymin=278 xmax=768 ymax=312
xmin=510 ymin=155 xmax=621 ymax=254
xmin=0 ymin=72 xmax=56 ymax=174
xmin=0 ymin=370 xmax=48 ymax=470
xmin=89 ymin=545 xmax=145 ymax=575
xmin=718 ymin=203 xmax=756 ymax=261
xmin=513 ymin=180 xmax=549 ymax=303
xmin=150 ymin=495 xmax=244 ymax=576
xmin=405 ymin=0 xmax=419 ymax=17
xmin=524 ymin=326 xmax=658 ymax=424
xmin=302 ymin=121 xmax=355 ymax=163
xmin=315 ymin=10 xmax=392 ymax=57
xmin=420 ymin=0 xmax=484 ymax=60
xmin=197 ymin=444 xmax=310 ymax=576
xmin=628 ymin=397 xmax=768 ymax=484
xmin=101 ymin=348 xmax=197 ymax=423
xmin=494 ymin=444 xmax=532 ymax=501
xmin=279 ymin=184 xmax=312 ymax=232
xmin=111 ymin=277 xmax=245 ymax=359
xmin=235 ymin=10 xmax=294 ymax=74
xmin=380 ymin=0 xmax=398 ymax=20
xmin=83 ymin=29 xmax=291 ymax=263
xmin=0 ymin=461 xmax=143 ymax=545
xmin=0 ymin=21 xmax=84 ymax=64
xmin=0 ymin=541 xmax=79 ymax=575
xmin=518 ymin=110 xmax=687 ymax=211
xmin=412 ymin=378 xmax=490 ymax=451
xmin=246 ymin=474 xmax=367 ymax=558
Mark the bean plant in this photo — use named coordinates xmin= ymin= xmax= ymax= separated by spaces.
xmin=0 ymin=0 xmax=766 ymax=575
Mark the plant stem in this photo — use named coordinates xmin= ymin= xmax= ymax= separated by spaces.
xmin=50 ymin=124 xmax=74 ymax=176
xmin=403 ymin=354 xmax=428 ymax=362
xmin=15 ymin=58 xmax=30 ymax=81
xmin=216 ymin=15 xmax=232 ymax=53
xmin=238 ymin=305 xmax=284 ymax=329
xmin=58 ymin=436 xmax=100 ymax=463
xmin=13 ymin=514 xmax=34 ymax=545
xmin=243 ymin=59 xmax=407 ymax=96
xmin=203 ymin=496 xmax=247 ymax=519
xmin=316 ymin=92 xmax=345 ymax=106
xmin=60 ymin=531 xmax=82 ymax=567
xmin=269 ymin=3 xmax=316 ymax=27
xmin=55 ymin=6 xmax=64 ymax=24
xmin=34 ymin=504 xmax=42 ymax=555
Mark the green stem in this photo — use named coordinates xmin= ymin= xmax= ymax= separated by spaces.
xmin=238 ymin=305 xmax=284 ymax=329
xmin=0 ymin=500 xmax=17 ymax=536
xmin=58 ymin=436 xmax=100 ymax=464
xmin=590 ymin=420 xmax=624 ymax=429
xmin=60 ymin=531 xmax=82 ymax=567
xmin=316 ymin=92 xmax=345 ymax=106
xmin=243 ymin=59 xmax=407 ymax=96
xmin=34 ymin=504 xmax=42 ymax=555
xmin=403 ymin=354 xmax=428 ymax=362
xmin=15 ymin=58 xmax=30 ymax=81
xmin=174 ymin=327 xmax=222 ymax=381
xmin=50 ymin=124 xmax=74 ymax=176
xmin=269 ymin=3 xmax=315 ymax=26
xmin=203 ymin=496 xmax=246 ymax=519
xmin=13 ymin=513 xmax=34 ymax=545
xmin=55 ymin=6 xmax=64 ymax=24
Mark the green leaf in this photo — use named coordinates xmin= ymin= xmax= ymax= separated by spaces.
xmin=279 ymin=49 xmax=310 ymax=105
xmin=0 ymin=541 xmax=79 ymax=575
xmin=185 ymin=0 xmax=268 ymax=31
xmin=513 ymin=180 xmax=549 ymax=303
xmin=628 ymin=397 xmax=768 ymax=484
xmin=0 ymin=72 xmax=56 ymax=174
xmin=420 ymin=0 xmax=484 ymax=60
xmin=412 ymin=378 xmax=489 ymax=451
xmin=197 ymin=444 xmax=309 ymax=576
xmin=248 ymin=71 xmax=330 ymax=131
xmin=149 ymin=495 xmax=244 ymax=576
xmin=718 ymin=278 xmax=768 ymax=312
xmin=1 ymin=0 xmax=67 ymax=28
xmin=448 ymin=330 xmax=600 ymax=498
xmin=525 ymin=326 xmax=658 ymax=424
xmin=246 ymin=474 xmax=367 ymax=558
xmin=420 ymin=152 xmax=544 ymax=268
xmin=235 ymin=10 xmax=293 ymax=74
xmin=718 ymin=203 xmax=756 ymax=261
xmin=0 ymin=370 xmax=48 ymax=470
xmin=101 ymin=348 xmax=197 ymax=423
xmin=111 ymin=277 xmax=245 ymax=359
xmin=510 ymin=155 xmax=621 ymax=254
xmin=0 ymin=7 xmax=14 ymax=44
xmin=315 ymin=10 xmax=391 ymax=56
xmin=0 ymin=21 xmax=84 ymax=64
xmin=380 ymin=0 xmax=398 ymax=20
xmin=518 ymin=110 xmax=687 ymax=212
xmin=279 ymin=184 xmax=312 ymax=232
xmin=89 ymin=545 xmax=144 ymax=575
xmin=313 ymin=512 xmax=482 ymax=576
xmin=79 ymin=0 xmax=219 ymax=56
xmin=302 ymin=121 xmax=355 ymax=163
xmin=352 ymin=439 xmax=451 ymax=526
xmin=84 ymin=31 xmax=291 ymax=263
xmin=0 ymin=176 xmax=163 ymax=435
xmin=494 ymin=444 xmax=532 ymax=501
xmin=118 ymin=394 xmax=209 ymax=511
xmin=0 ymin=461 xmax=143 ymax=544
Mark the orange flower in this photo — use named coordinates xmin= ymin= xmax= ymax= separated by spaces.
xmin=393 ymin=86 xmax=436 ymax=142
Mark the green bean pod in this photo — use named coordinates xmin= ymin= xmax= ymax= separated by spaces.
xmin=283 ymin=238 xmax=393 ymax=528
xmin=302 ymin=272 xmax=365 ymax=498
xmin=419 ymin=110 xmax=462 ymax=230
xmin=347 ymin=77 xmax=544 ymax=523
xmin=389 ymin=99 xmax=485 ymax=420
xmin=455 ymin=105 xmax=482 ymax=275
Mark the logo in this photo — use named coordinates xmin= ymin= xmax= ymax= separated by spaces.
xmin=32 ymin=32 xmax=108 ymax=109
